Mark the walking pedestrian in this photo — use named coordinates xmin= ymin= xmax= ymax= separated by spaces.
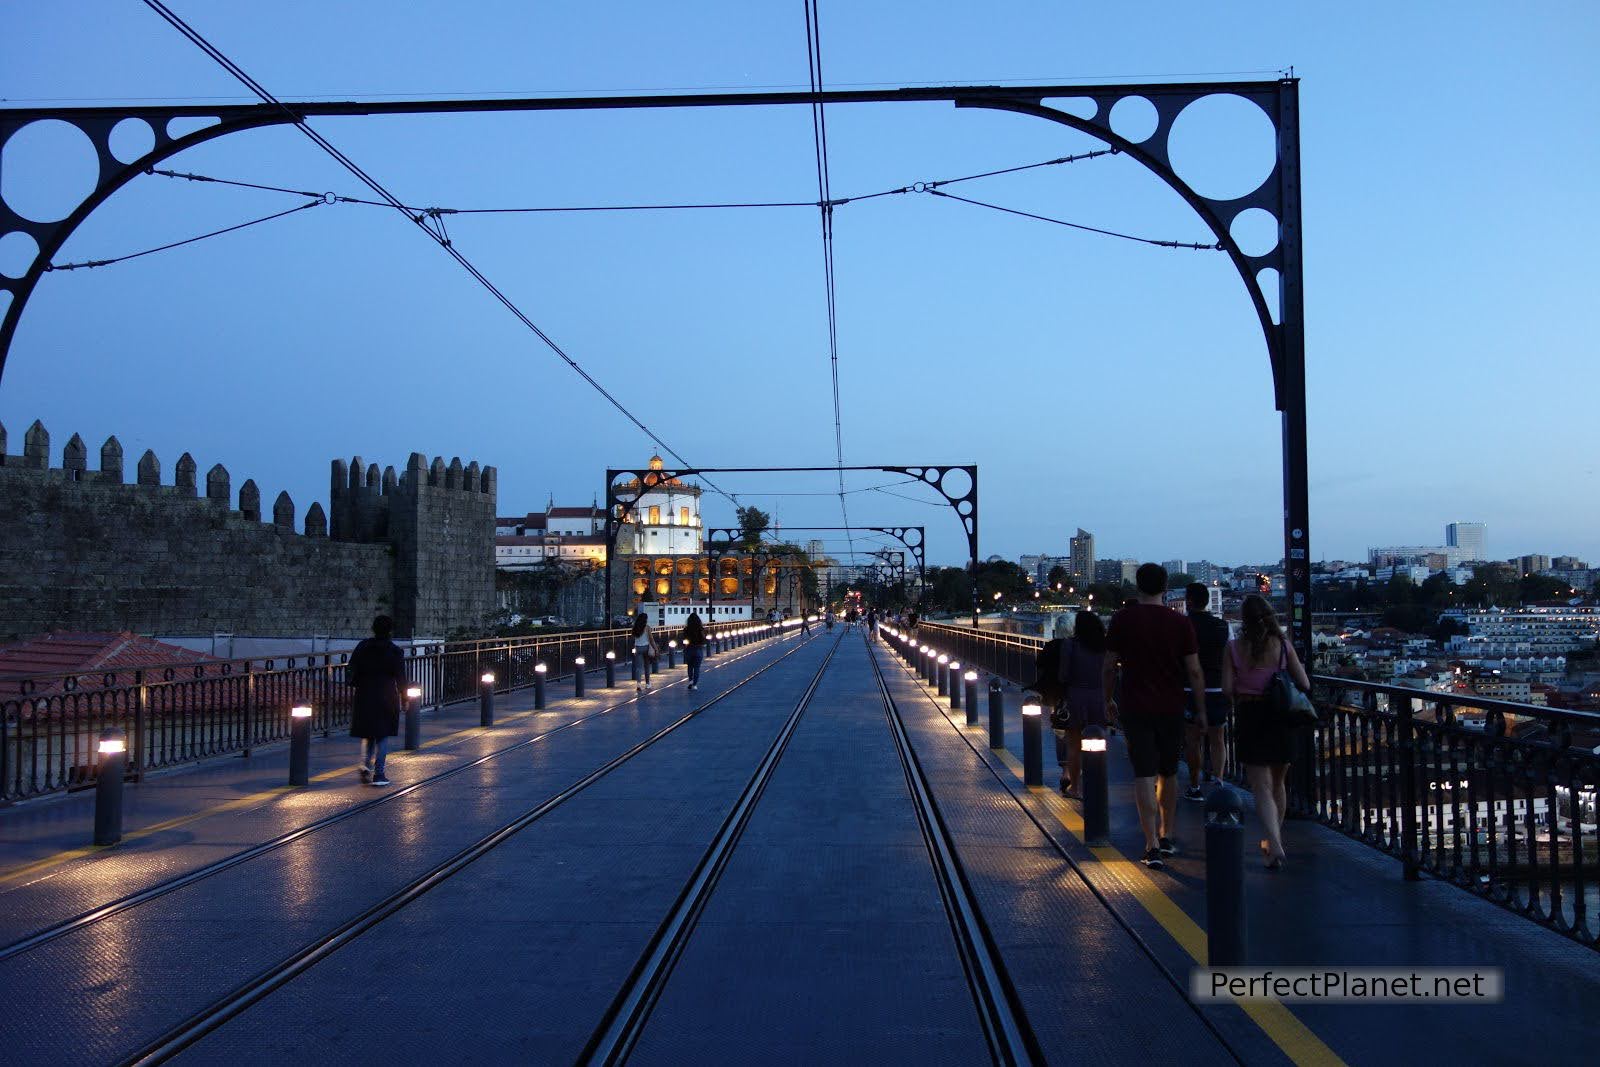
xmin=348 ymin=614 xmax=404 ymax=787
xmin=631 ymin=611 xmax=655 ymax=692
xmin=1102 ymin=564 xmax=1207 ymax=869
xmin=1182 ymin=583 xmax=1231 ymax=801
xmin=867 ymin=608 xmax=879 ymax=642
xmin=683 ymin=612 xmax=707 ymax=690
xmin=1221 ymin=594 xmax=1311 ymax=870
xmin=1054 ymin=611 xmax=1108 ymax=799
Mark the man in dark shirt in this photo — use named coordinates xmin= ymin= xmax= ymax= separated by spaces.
xmin=1102 ymin=564 xmax=1207 ymax=869
xmin=1182 ymin=582 xmax=1232 ymax=802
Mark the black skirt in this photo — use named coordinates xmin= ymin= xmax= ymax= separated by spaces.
xmin=1234 ymin=695 xmax=1296 ymax=767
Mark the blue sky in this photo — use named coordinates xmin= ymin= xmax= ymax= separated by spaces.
xmin=2 ymin=2 xmax=1596 ymax=569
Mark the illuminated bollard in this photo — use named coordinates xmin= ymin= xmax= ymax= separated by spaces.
xmin=949 ymin=662 xmax=963 ymax=710
xmin=1081 ymin=725 xmax=1110 ymax=846
xmin=534 ymin=663 xmax=548 ymax=709
xmin=667 ymin=640 xmax=678 ymax=669
xmin=404 ymin=686 xmax=423 ymax=751
xmin=289 ymin=704 xmax=312 ymax=787
xmin=630 ymin=648 xmax=640 ymax=681
xmin=1205 ymin=785 xmax=1248 ymax=966
xmin=924 ymin=647 xmax=937 ymax=683
xmin=964 ymin=671 xmax=980 ymax=726
xmin=93 ymin=728 xmax=127 ymax=845
xmin=988 ymin=680 xmax=1005 ymax=749
xmin=937 ymin=654 xmax=950 ymax=697
xmin=605 ymin=650 xmax=617 ymax=688
xmin=1022 ymin=703 xmax=1044 ymax=787
xmin=480 ymin=672 xmax=496 ymax=727
xmin=573 ymin=657 xmax=586 ymax=699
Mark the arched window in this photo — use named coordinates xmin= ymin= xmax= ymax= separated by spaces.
xmin=649 ymin=505 xmax=661 ymax=525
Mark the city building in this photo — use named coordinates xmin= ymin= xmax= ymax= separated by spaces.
xmin=1094 ymin=558 xmax=1139 ymax=584
xmin=1369 ymin=545 xmax=1460 ymax=567
xmin=1445 ymin=522 xmax=1486 ymax=562
xmin=614 ymin=455 xmax=704 ymax=556
xmin=1070 ymin=528 xmax=1095 ymax=581
xmin=1189 ymin=559 xmax=1219 ymax=583
xmin=495 ymin=504 xmax=607 ymax=571
xmin=1162 ymin=559 xmax=1186 ymax=577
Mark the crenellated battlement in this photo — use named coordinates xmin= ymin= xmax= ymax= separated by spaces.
xmin=0 ymin=419 xmax=497 ymax=639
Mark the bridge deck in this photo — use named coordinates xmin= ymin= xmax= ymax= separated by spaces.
xmin=0 ymin=627 xmax=1593 ymax=1065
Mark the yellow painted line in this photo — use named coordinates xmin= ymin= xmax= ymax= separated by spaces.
xmin=897 ymin=658 xmax=1344 ymax=1067
xmin=0 ymin=639 xmax=779 ymax=888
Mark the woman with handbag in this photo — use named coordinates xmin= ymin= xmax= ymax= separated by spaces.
xmin=1054 ymin=611 xmax=1108 ymax=799
xmin=631 ymin=611 xmax=655 ymax=693
xmin=1222 ymin=594 xmax=1312 ymax=869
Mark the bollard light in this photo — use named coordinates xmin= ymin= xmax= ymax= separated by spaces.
xmin=604 ymin=649 xmax=617 ymax=688
xmin=404 ymin=687 xmax=423 ymax=750
xmin=93 ymin=727 xmax=127 ymax=845
xmin=937 ymin=654 xmax=950 ymax=697
xmin=964 ymin=672 xmax=980 ymax=726
xmin=480 ymin=672 xmax=496 ymax=727
xmin=949 ymin=663 xmax=963 ymax=710
xmin=1081 ymin=725 xmax=1110 ymax=845
xmin=289 ymin=705 xmax=312 ymax=787
xmin=481 ymin=672 xmax=495 ymax=685
xmin=667 ymin=639 xmax=678 ymax=669
xmin=405 ymin=686 xmax=422 ymax=699
xmin=534 ymin=662 xmax=548 ymax=709
xmin=1022 ymin=703 xmax=1044 ymax=786
xmin=1205 ymin=785 xmax=1248 ymax=965
xmin=988 ymin=680 xmax=1005 ymax=749
xmin=574 ymin=657 xmax=587 ymax=698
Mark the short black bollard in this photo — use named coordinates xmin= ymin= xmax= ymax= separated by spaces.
xmin=1205 ymin=785 xmax=1248 ymax=966
xmin=573 ymin=657 xmax=586 ymax=698
xmin=534 ymin=664 xmax=548 ymax=709
xmin=403 ymin=686 xmax=423 ymax=751
xmin=923 ymin=647 xmax=936 ymax=683
xmin=480 ymin=672 xmax=496 ymax=727
xmin=630 ymin=650 xmax=640 ymax=681
xmin=1022 ymin=702 xmax=1044 ymax=786
xmin=1080 ymin=725 xmax=1110 ymax=846
xmin=289 ymin=704 xmax=312 ymax=787
xmin=964 ymin=671 xmax=980 ymax=726
xmin=988 ymin=680 xmax=1005 ymax=749
xmin=949 ymin=662 xmax=963 ymax=710
xmin=937 ymin=655 xmax=950 ymax=696
xmin=604 ymin=650 xmax=617 ymax=688
xmin=667 ymin=640 xmax=678 ymax=669
xmin=93 ymin=727 xmax=127 ymax=845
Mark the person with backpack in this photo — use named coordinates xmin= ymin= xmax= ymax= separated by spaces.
xmin=1222 ymin=594 xmax=1312 ymax=869
xmin=1182 ymin=582 xmax=1232 ymax=802
xmin=682 ymin=612 xmax=707 ymax=691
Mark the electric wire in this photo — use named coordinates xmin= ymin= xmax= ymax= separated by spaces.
xmin=46 ymin=199 xmax=323 ymax=271
xmin=137 ymin=0 xmax=735 ymax=504
xmin=928 ymin=189 xmax=1222 ymax=250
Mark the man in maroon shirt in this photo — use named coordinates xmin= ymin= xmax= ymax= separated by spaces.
xmin=1101 ymin=564 xmax=1208 ymax=869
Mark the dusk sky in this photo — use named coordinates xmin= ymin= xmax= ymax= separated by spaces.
xmin=2 ymin=2 xmax=1595 ymax=569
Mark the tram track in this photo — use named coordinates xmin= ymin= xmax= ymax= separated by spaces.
xmin=12 ymin=630 xmax=816 ymax=1067
xmin=873 ymin=636 xmax=1246 ymax=1065
xmin=578 ymin=628 xmax=1042 ymax=1066
xmin=0 ymin=631 xmax=798 ymax=966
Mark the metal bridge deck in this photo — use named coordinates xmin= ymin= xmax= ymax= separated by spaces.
xmin=0 ymin=626 xmax=1594 ymax=1065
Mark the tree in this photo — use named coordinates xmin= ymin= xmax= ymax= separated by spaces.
xmin=1382 ymin=602 xmax=1436 ymax=634
xmin=973 ymin=559 xmax=1032 ymax=603
xmin=924 ymin=566 xmax=973 ymax=612
xmin=1046 ymin=564 xmax=1070 ymax=591
xmin=1519 ymin=574 xmax=1570 ymax=604
xmin=735 ymin=505 xmax=770 ymax=550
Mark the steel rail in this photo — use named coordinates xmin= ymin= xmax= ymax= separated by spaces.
xmin=872 ymin=638 xmax=1245 ymax=1064
xmin=864 ymin=635 xmax=1045 ymax=1067
xmin=0 ymin=633 xmax=789 ymax=964
xmin=115 ymin=629 xmax=819 ymax=1066
xmin=577 ymin=628 xmax=847 ymax=1065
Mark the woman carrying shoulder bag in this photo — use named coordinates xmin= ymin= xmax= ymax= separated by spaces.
xmin=631 ymin=612 xmax=655 ymax=693
xmin=1221 ymin=594 xmax=1311 ymax=869
xmin=1054 ymin=611 xmax=1108 ymax=799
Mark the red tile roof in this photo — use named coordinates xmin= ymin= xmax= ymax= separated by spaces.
xmin=548 ymin=506 xmax=601 ymax=518
xmin=0 ymin=632 xmax=221 ymax=699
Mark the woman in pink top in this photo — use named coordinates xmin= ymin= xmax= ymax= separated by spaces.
xmin=1222 ymin=595 xmax=1311 ymax=869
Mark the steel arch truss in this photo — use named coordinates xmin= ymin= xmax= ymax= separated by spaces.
xmin=1 ymin=79 xmax=1306 ymax=657
xmin=704 ymin=525 xmax=925 ymax=584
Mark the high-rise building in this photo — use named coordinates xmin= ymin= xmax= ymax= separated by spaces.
xmin=1446 ymin=522 xmax=1486 ymax=562
xmin=1070 ymin=528 xmax=1095 ymax=581
xmin=1162 ymin=559 xmax=1186 ymax=577
xmin=1190 ymin=560 xmax=1218 ymax=582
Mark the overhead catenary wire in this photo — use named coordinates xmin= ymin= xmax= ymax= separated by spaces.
xmin=47 ymin=199 xmax=324 ymax=271
xmin=928 ymin=189 xmax=1222 ymax=250
xmin=137 ymin=0 xmax=736 ymax=505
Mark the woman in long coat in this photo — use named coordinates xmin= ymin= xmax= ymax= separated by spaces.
xmin=348 ymin=614 xmax=405 ymax=786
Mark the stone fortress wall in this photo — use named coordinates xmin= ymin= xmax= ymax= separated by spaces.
xmin=0 ymin=419 xmax=495 ymax=641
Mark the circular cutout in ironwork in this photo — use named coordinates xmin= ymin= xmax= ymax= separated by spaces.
xmin=0 ymin=231 xmax=39 ymax=280
xmin=937 ymin=467 xmax=973 ymax=501
xmin=2 ymin=119 xmax=100 ymax=224
xmin=1229 ymin=207 xmax=1279 ymax=258
xmin=1109 ymin=96 xmax=1158 ymax=144
xmin=957 ymin=500 xmax=974 ymax=516
xmin=108 ymin=117 xmax=156 ymax=165
xmin=1167 ymin=94 xmax=1277 ymax=202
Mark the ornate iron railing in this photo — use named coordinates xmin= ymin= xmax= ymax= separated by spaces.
xmin=910 ymin=620 xmax=1600 ymax=949
xmin=0 ymin=620 xmax=763 ymax=804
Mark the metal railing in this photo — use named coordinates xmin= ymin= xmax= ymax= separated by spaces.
xmin=0 ymin=619 xmax=765 ymax=804
xmin=912 ymin=620 xmax=1600 ymax=949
